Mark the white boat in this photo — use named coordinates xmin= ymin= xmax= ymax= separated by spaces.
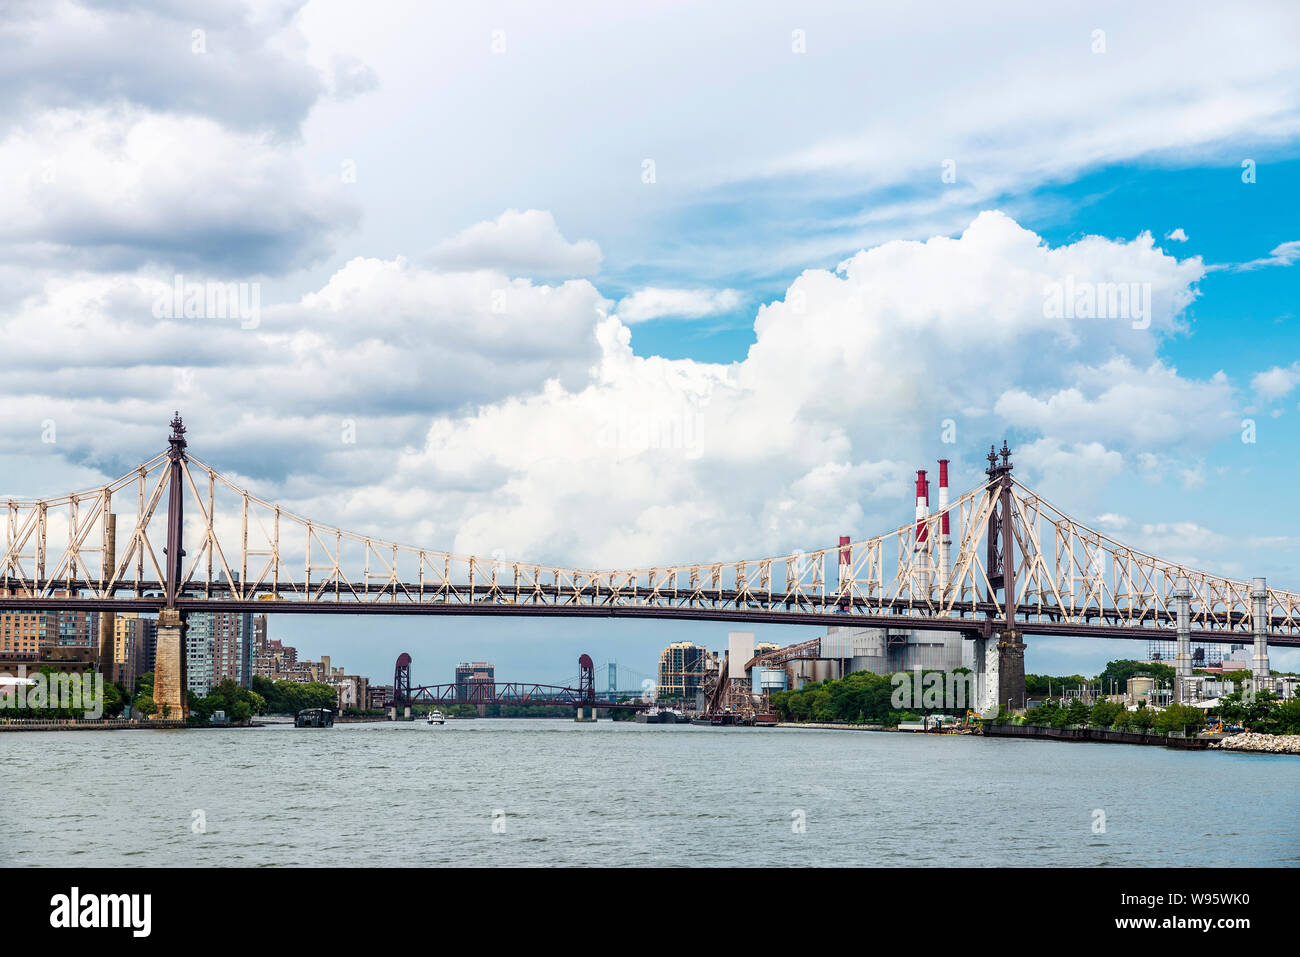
xmin=426 ymin=710 xmax=445 ymax=725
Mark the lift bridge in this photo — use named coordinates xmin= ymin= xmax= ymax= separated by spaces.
xmin=3 ymin=415 xmax=1297 ymax=719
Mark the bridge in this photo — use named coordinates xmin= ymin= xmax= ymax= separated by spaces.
xmin=389 ymin=653 xmax=647 ymax=719
xmin=2 ymin=414 xmax=1296 ymax=717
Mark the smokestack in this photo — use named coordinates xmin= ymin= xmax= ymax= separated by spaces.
xmin=913 ymin=469 xmax=931 ymax=595
xmin=838 ymin=535 xmax=851 ymax=611
xmin=937 ymin=460 xmax=950 ymax=593
xmin=914 ymin=470 xmax=929 ymax=542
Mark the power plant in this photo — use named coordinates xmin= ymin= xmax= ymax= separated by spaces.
xmin=684 ymin=458 xmax=968 ymax=724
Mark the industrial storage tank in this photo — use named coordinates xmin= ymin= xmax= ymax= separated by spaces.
xmin=1127 ymin=676 xmax=1156 ymax=702
xmin=759 ymin=669 xmax=788 ymax=692
xmin=813 ymin=660 xmax=833 ymax=683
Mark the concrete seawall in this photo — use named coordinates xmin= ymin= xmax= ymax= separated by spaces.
xmin=0 ymin=719 xmax=187 ymax=731
xmin=982 ymin=723 xmax=1211 ymax=749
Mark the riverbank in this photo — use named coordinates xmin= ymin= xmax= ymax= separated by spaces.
xmin=1212 ymin=732 xmax=1300 ymax=754
xmin=0 ymin=719 xmax=187 ymax=731
xmin=775 ymin=721 xmax=888 ymax=731
xmin=982 ymin=722 xmax=1212 ymax=749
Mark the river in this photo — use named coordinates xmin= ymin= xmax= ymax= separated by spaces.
xmin=4 ymin=720 xmax=1296 ymax=866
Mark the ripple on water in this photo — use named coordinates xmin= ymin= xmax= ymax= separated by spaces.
xmin=4 ymin=721 xmax=1296 ymax=867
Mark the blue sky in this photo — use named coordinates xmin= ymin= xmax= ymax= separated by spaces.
xmin=2 ymin=1 xmax=1299 ymax=685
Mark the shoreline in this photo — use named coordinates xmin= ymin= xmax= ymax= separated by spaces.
xmin=773 ymin=720 xmax=1300 ymax=755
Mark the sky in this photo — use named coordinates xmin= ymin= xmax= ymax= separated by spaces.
xmin=3 ymin=0 xmax=1299 ymax=685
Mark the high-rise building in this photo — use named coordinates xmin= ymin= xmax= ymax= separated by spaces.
xmin=658 ymin=641 xmax=707 ymax=700
xmin=56 ymin=608 xmax=98 ymax=647
xmin=0 ymin=608 xmax=53 ymax=657
xmin=454 ymin=661 xmax=495 ymax=701
xmin=185 ymin=611 xmax=253 ymax=696
xmin=0 ymin=591 xmax=95 ymax=656
xmin=113 ymin=613 xmax=157 ymax=692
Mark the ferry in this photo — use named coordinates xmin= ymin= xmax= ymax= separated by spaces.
xmin=425 ymin=710 xmax=446 ymax=725
xmin=294 ymin=708 xmax=334 ymax=728
xmin=636 ymin=706 xmax=689 ymax=724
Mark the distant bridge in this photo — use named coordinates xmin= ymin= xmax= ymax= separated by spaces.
xmin=390 ymin=653 xmax=648 ymax=713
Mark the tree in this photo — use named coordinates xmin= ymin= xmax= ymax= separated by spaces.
xmin=133 ymin=695 xmax=157 ymax=718
xmin=1064 ymin=698 xmax=1091 ymax=727
xmin=1218 ymin=689 xmax=1279 ymax=729
xmin=1156 ymin=703 xmax=1206 ymax=736
xmin=1099 ymin=660 xmax=1175 ymax=695
xmin=1089 ymin=699 xmax=1123 ymax=728
xmin=1132 ymin=707 xmax=1155 ymax=731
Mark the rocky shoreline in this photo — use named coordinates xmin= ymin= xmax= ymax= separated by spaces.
xmin=1211 ymin=732 xmax=1300 ymax=754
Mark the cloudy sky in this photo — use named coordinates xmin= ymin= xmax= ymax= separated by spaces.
xmin=4 ymin=0 xmax=1300 ymax=683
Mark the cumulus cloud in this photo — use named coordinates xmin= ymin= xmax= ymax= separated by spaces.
xmin=615 ymin=288 xmax=742 ymax=323
xmin=994 ymin=359 xmax=1236 ymax=449
xmin=0 ymin=258 xmax=608 ymax=482
xmin=0 ymin=210 xmax=1243 ymax=573
xmin=0 ymin=0 xmax=331 ymax=136
xmin=424 ymin=209 xmax=602 ymax=277
xmin=1252 ymin=362 xmax=1300 ymax=400
xmin=0 ymin=108 xmax=356 ymax=274
xmin=290 ymin=211 xmax=1227 ymax=567
xmin=1165 ymin=228 xmax=1189 ymax=242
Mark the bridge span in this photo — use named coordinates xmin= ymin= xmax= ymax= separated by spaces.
xmin=2 ymin=415 xmax=1295 ymax=718
xmin=389 ymin=653 xmax=647 ymax=720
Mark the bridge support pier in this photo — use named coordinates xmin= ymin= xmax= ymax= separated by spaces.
xmin=996 ymin=631 xmax=1026 ymax=714
xmin=970 ymin=634 xmax=1007 ymax=716
xmin=1175 ymin=576 xmax=1192 ymax=703
xmin=153 ymin=608 xmax=187 ymax=720
xmin=1252 ymin=577 xmax=1271 ymax=689
xmin=574 ymin=706 xmax=597 ymax=723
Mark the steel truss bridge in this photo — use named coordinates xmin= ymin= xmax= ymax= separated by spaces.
xmin=390 ymin=653 xmax=646 ymax=711
xmin=3 ymin=416 xmax=1298 ymax=650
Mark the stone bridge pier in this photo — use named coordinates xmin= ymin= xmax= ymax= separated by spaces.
xmin=153 ymin=608 xmax=187 ymax=719
xmin=969 ymin=630 xmax=1027 ymax=716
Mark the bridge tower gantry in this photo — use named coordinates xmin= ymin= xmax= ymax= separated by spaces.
xmin=153 ymin=412 xmax=189 ymax=720
xmin=969 ymin=441 xmax=1026 ymax=714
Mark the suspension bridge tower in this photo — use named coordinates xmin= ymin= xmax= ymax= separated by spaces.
xmin=153 ymin=412 xmax=189 ymax=720
xmin=969 ymin=442 xmax=1026 ymax=715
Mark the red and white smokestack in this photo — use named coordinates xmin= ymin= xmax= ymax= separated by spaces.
xmin=913 ymin=469 xmax=931 ymax=595
xmin=937 ymin=459 xmax=951 ymax=592
xmin=838 ymin=534 xmax=851 ymax=610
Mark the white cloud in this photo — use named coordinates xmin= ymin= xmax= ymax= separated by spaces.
xmin=424 ymin=209 xmax=602 ymax=277
xmin=615 ymin=287 xmax=742 ymax=323
xmin=0 ymin=210 xmax=1251 ymax=576
xmin=1231 ymin=239 xmax=1300 ymax=272
xmin=0 ymin=107 xmax=356 ymax=274
xmin=1252 ymin=362 xmax=1300 ymax=400
xmin=278 ymin=1 xmax=1300 ymax=288
xmin=311 ymin=211 xmax=1224 ymax=567
xmin=1165 ymin=228 xmax=1189 ymax=242
xmin=994 ymin=359 xmax=1236 ymax=449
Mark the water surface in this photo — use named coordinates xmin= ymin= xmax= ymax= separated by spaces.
xmin=4 ymin=720 xmax=1295 ymax=866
